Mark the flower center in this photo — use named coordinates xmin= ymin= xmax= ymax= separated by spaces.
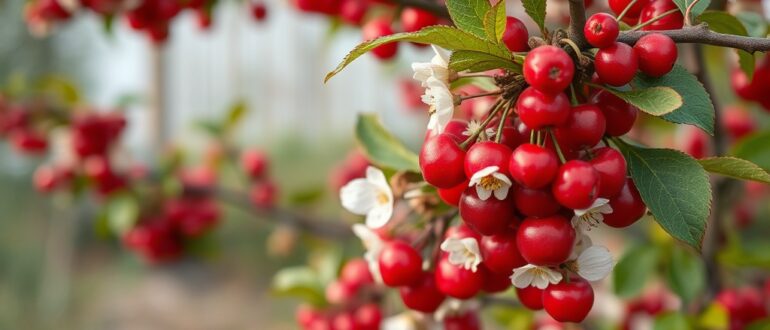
xmin=479 ymin=175 xmax=503 ymax=191
xmin=578 ymin=211 xmax=602 ymax=229
xmin=376 ymin=191 xmax=390 ymax=205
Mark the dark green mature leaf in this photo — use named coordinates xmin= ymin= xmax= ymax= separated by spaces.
xmin=613 ymin=245 xmax=659 ymax=297
xmin=600 ymin=86 xmax=683 ymax=116
xmin=666 ymin=245 xmax=706 ymax=303
xmin=484 ymin=1 xmax=507 ymax=42
xmin=698 ymin=11 xmax=755 ymax=78
xmin=272 ymin=266 xmax=326 ymax=306
xmin=355 ymin=113 xmax=420 ymax=172
xmin=522 ymin=0 xmax=547 ymax=35
xmin=733 ymin=131 xmax=770 ymax=172
xmin=698 ymin=157 xmax=770 ymax=183
xmin=450 ymin=50 xmax=522 ymax=73
xmin=672 ymin=0 xmax=711 ymax=21
xmin=326 ymin=26 xmax=510 ymax=82
xmin=736 ymin=12 xmax=768 ymax=38
xmin=447 ymin=0 xmax=491 ymax=38
xmin=654 ymin=312 xmax=691 ymax=330
xmin=634 ymin=65 xmax=715 ymax=134
xmin=617 ymin=143 xmax=712 ymax=251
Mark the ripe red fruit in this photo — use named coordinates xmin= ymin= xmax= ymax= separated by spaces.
xmin=480 ymin=230 xmax=527 ymax=275
xmin=483 ymin=267 xmax=513 ymax=293
xmin=502 ymin=16 xmax=529 ymax=52
xmin=677 ymin=125 xmax=710 ymax=159
xmin=444 ymin=311 xmax=482 ymax=330
xmin=554 ymin=104 xmax=607 ymax=151
xmin=523 ymin=46 xmax=575 ymax=94
xmin=516 ymin=87 xmax=571 ymax=129
xmin=444 ymin=222 xmax=482 ymax=241
xmin=459 ymin=187 xmax=518 ymax=235
xmin=438 ymin=180 xmax=468 ymax=206
xmin=296 ymin=304 xmax=323 ymax=328
xmin=516 ymin=286 xmax=545 ymax=310
xmin=509 ymin=144 xmax=559 ymax=189
xmin=251 ymin=2 xmax=267 ymax=21
xmin=354 ymin=304 xmax=382 ymax=330
xmin=339 ymin=0 xmax=368 ymax=25
xmin=595 ymin=42 xmax=639 ymax=86
xmin=123 ymin=218 xmax=182 ymax=263
xmin=325 ymin=280 xmax=357 ymax=304
xmin=589 ymin=147 xmax=627 ymax=198
xmin=584 ymin=13 xmax=619 ymax=49
xmin=362 ymin=18 xmax=398 ymax=60
xmin=543 ymin=278 xmax=595 ymax=323
xmin=638 ymin=0 xmax=684 ymax=31
xmin=249 ymin=180 xmax=278 ymax=208
xmin=464 ymin=141 xmax=512 ymax=177
xmin=609 ymin=0 xmax=649 ymax=22
xmin=340 ymin=258 xmax=374 ymax=289
xmin=401 ymin=7 xmax=438 ymax=33
xmin=241 ymin=149 xmax=269 ymax=179
xmin=603 ymin=179 xmax=647 ymax=228
xmin=420 ymin=134 xmax=467 ymax=188
xmin=552 ymin=160 xmax=601 ymax=209
xmin=634 ymin=33 xmax=677 ymax=77
xmin=378 ymin=241 xmax=423 ymax=287
xmin=399 ymin=272 xmax=446 ymax=313
xmin=723 ymin=106 xmax=756 ymax=140
xmin=513 ymin=185 xmax=562 ymax=218
xmin=731 ymin=69 xmax=760 ymax=101
xmin=591 ymin=90 xmax=639 ymax=136
xmin=10 ymin=129 xmax=47 ymax=154
xmin=435 ymin=256 xmax=484 ymax=299
xmin=516 ymin=216 xmax=576 ymax=265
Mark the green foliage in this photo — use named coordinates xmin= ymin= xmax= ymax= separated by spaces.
xmin=224 ymin=100 xmax=249 ymax=132
xmin=598 ymin=85 xmax=683 ymax=117
xmin=698 ymin=11 xmax=755 ymax=77
xmin=271 ymin=266 xmax=326 ymax=307
xmin=633 ymin=65 xmax=715 ymax=134
xmin=446 ymin=0 xmax=493 ymax=39
xmin=698 ymin=303 xmax=729 ymax=329
xmin=736 ymin=12 xmax=769 ymax=38
xmin=733 ymin=131 xmax=770 ymax=172
xmin=36 ymin=75 xmax=81 ymax=106
xmin=654 ymin=312 xmax=692 ymax=330
xmin=484 ymin=1 xmax=508 ymax=42
xmin=104 ymin=193 xmax=140 ymax=235
xmin=449 ymin=50 xmax=522 ymax=73
xmin=617 ymin=142 xmax=712 ymax=251
xmin=521 ymin=0 xmax=547 ymax=35
xmin=355 ymin=113 xmax=420 ymax=172
xmin=698 ymin=157 xmax=770 ymax=184
xmin=613 ymin=245 xmax=659 ymax=298
xmin=287 ymin=186 xmax=326 ymax=206
xmin=672 ymin=0 xmax=711 ymax=21
xmin=665 ymin=245 xmax=705 ymax=304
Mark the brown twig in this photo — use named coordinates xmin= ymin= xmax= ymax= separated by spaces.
xmin=394 ymin=0 xmax=450 ymax=19
xmin=567 ymin=0 xmax=589 ymax=49
xmin=617 ymin=24 xmax=770 ymax=53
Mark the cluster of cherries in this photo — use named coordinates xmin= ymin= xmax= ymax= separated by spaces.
xmin=608 ymin=0 xmax=684 ymax=30
xmin=731 ymin=56 xmax=770 ymax=112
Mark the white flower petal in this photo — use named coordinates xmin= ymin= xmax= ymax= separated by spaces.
xmin=365 ymin=203 xmax=393 ymax=229
xmin=576 ymin=245 xmax=614 ymax=282
xmin=470 ymin=166 xmax=500 ymax=181
xmin=510 ymin=264 xmax=563 ymax=289
xmin=340 ymin=179 xmax=379 ymax=215
xmin=476 ymin=185 xmax=493 ymax=200
xmin=440 ymin=237 xmax=483 ymax=272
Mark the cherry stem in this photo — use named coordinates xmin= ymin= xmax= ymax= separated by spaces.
xmin=560 ymin=38 xmax=587 ymax=64
xmin=548 ymin=128 xmax=567 ymax=163
xmin=630 ymin=9 xmax=681 ymax=31
xmin=536 ymin=130 xmax=543 ymax=146
xmin=616 ymin=0 xmax=640 ymax=22
xmin=458 ymin=90 xmax=502 ymax=103
xmin=460 ymin=99 xmax=504 ymax=149
xmin=530 ymin=130 xmax=536 ymax=144
xmin=457 ymin=73 xmax=495 ymax=79
xmin=684 ymin=0 xmax=700 ymax=26
xmin=494 ymin=101 xmax=513 ymax=143
xmin=569 ymin=85 xmax=580 ymax=106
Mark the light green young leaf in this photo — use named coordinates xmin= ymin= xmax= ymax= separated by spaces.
xmin=599 ymin=85 xmax=683 ymax=117
xmin=447 ymin=0 xmax=492 ymax=38
xmin=698 ymin=157 xmax=770 ymax=184
xmin=654 ymin=312 xmax=692 ymax=330
xmin=665 ymin=245 xmax=706 ymax=304
xmin=105 ymin=193 xmax=140 ymax=235
xmin=672 ymin=0 xmax=711 ymax=21
xmin=484 ymin=0 xmax=508 ymax=42
xmin=698 ymin=303 xmax=729 ymax=329
xmin=272 ymin=266 xmax=326 ymax=306
xmin=449 ymin=50 xmax=521 ymax=73
xmin=355 ymin=113 xmax=420 ymax=172
xmin=733 ymin=131 xmax=770 ymax=172
xmin=613 ymin=245 xmax=660 ymax=298
xmin=223 ymin=100 xmax=248 ymax=132
xmin=522 ymin=0 xmax=547 ymax=35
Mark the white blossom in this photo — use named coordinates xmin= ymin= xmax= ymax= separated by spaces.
xmin=352 ymin=224 xmax=384 ymax=283
xmin=440 ymin=237 xmax=483 ymax=272
xmin=412 ymin=45 xmax=452 ymax=87
xmin=573 ymin=245 xmax=614 ymax=282
xmin=511 ymin=264 xmax=563 ymax=289
xmin=468 ymin=166 xmax=512 ymax=201
xmin=422 ymin=76 xmax=456 ymax=134
xmin=381 ymin=312 xmax=419 ymax=330
xmin=434 ymin=298 xmax=480 ymax=322
xmin=462 ymin=120 xmax=495 ymax=139
xmin=572 ymin=198 xmax=613 ymax=231
xmin=340 ymin=166 xmax=394 ymax=229
xmin=571 ymin=231 xmax=593 ymax=259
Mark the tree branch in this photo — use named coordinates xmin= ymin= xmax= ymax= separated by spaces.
xmin=567 ymin=0 xmax=589 ymax=49
xmin=617 ymin=24 xmax=770 ymax=53
xmin=394 ymin=0 xmax=450 ymax=19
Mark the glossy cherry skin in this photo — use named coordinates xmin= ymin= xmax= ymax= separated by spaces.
xmin=584 ymin=13 xmax=619 ymax=49
xmin=513 ymin=185 xmax=562 ymax=218
xmin=464 ymin=141 xmax=512 ymax=177
xmin=378 ymin=241 xmax=423 ymax=287
xmin=438 ymin=180 xmax=468 ymax=206
xmin=552 ymin=160 xmax=601 ymax=209
xmin=420 ymin=134 xmax=467 ymax=188
xmin=591 ymin=90 xmax=639 ymax=136
xmin=340 ymin=258 xmax=374 ymax=289
xmin=634 ymin=33 xmax=678 ymax=77
xmin=509 ymin=143 xmax=559 ymax=189
xmin=435 ymin=255 xmax=484 ymax=299
xmin=459 ymin=187 xmax=518 ymax=236
xmin=516 ymin=87 xmax=571 ymax=129
xmin=523 ymin=46 xmax=575 ymax=95
xmin=516 ymin=286 xmax=545 ymax=310
xmin=638 ymin=0 xmax=684 ymax=31
xmin=354 ymin=304 xmax=382 ymax=330
xmin=399 ymin=272 xmax=446 ymax=313
xmin=554 ymin=104 xmax=606 ymax=151
xmin=543 ymin=278 xmax=595 ymax=323
xmin=483 ymin=267 xmax=514 ymax=293
xmin=325 ymin=280 xmax=357 ymax=304
xmin=444 ymin=311 xmax=482 ymax=330
xmin=589 ymin=147 xmax=627 ymax=198
xmin=595 ymin=42 xmax=639 ymax=87
xmin=362 ymin=18 xmax=398 ymax=60
xmin=502 ymin=16 xmax=529 ymax=52
xmin=609 ymin=0 xmax=649 ymax=22
xmin=603 ymin=179 xmax=647 ymax=228
xmin=480 ymin=229 xmax=527 ymax=275
xmin=401 ymin=7 xmax=439 ymax=33
xmin=516 ymin=216 xmax=576 ymax=266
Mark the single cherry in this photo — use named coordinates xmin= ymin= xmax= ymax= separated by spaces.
xmin=516 ymin=216 xmax=576 ymax=266
xmin=584 ymin=13 xmax=619 ymax=49
xmin=516 ymin=87 xmax=571 ymax=129
xmin=523 ymin=45 xmax=575 ymax=95
xmin=420 ymin=133 xmax=467 ymax=189
xmin=554 ymin=104 xmax=607 ymax=151
xmin=362 ymin=18 xmax=398 ymax=60
xmin=634 ymin=33 xmax=677 ymax=77
xmin=509 ymin=143 xmax=559 ymax=189
xmin=591 ymin=90 xmax=639 ymax=136
xmin=589 ymin=147 xmax=627 ymax=198
xmin=513 ymin=185 xmax=562 ymax=218
xmin=517 ymin=286 xmax=545 ymax=310
xmin=340 ymin=258 xmax=374 ymax=290
xmin=399 ymin=271 xmax=446 ymax=313
xmin=378 ymin=241 xmax=423 ymax=287
xmin=638 ymin=0 xmax=684 ymax=31
xmin=435 ymin=255 xmax=484 ymax=299
xmin=464 ymin=141 xmax=512 ymax=177
xmin=438 ymin=180 xmax=469 ymax=206
xmin=603 ymin=178 xmax=647 ymax=228
xmin=459 ymin=187 xmax=518 ymax=236
xmin=480 ymin=229 xmax=527 ymax=275
xmin=444 ymin=311 xmax=482 ymax=330
xmin=543 ymin=278 xmax=595 ymax=323
xmin=502 ymin=16 xmax=529 ymax=52
xmin=552 ymin=160 xmax=601 ymax=209
xmin=401 ymin=7 xmax=439 ymax=33
xmin=595 ymin=42 xmax=639 ymax=86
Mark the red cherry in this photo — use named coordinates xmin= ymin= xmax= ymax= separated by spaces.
xmin=438 ymin=180 xmax=469 ymax=206
xmin=435 ymin=256 xmax=484 ymax=299
xmin=399 ymin=271 xmax=446 ymax=313
xmin=339 ymin=0 xmax=368 ymax=25
xmin=401 ymin=7 xmax=438 ymax=33
xmin=516 ymin=87 xmax=571 ymax=129
xmin=676 ymin=125 xmax=711 ymax=159
xmin=634 ymin=33 xmax=677 ymax=77
xmin=420 ymin=133 xmax=467 ymax=188
xmin=723 ymin=106 xmax=756 ymax=140
xmin=378 ymin=241 xmax=423 ymax=287
xmin=516 ymin=216 xmax=576 ymax=266
xmin=354 ymin=304 xmax=382 ymax=330
xmin=516 ymin=286 xmax=545 ymax=310
xmin=251 ymin=2 xmax=267 ymax=21
xmin=609 ymin=0 xmax=649 ymax=21
xmin=123 ymin=218 xmax=182 ymax=263
xmin=241 ymin=149 xmax=269 ymax=179
xmin=509 ymin=143 xmax=559 ymax=189
xmin=249 ymin=180 xmax=278 ymax=209
xmin=10 ymin=129 xmax=48 ymax=154
xmin=523 ymin=46 xmax=575 ymax=94
xmin=340 ymin=258 xmax=374 ymax=289
xmin=498 ymin=121 xmax=530 ymax=150
xmin=589 ymin=147 xmax=627 ymax=198
xmin=444 ymin=311 xmax=482 ymax=330
xmin=552 ymin=160 xmax=600 ymax=209
xmin=603 ymin=178 xmax=647 ymax=228
xmin=543 ymin=278 xmax=595 ymax=323
xmin=459 ymin=187 xmax=518 ymax=236
xmin=591 ymin=90 xmax=638 ymax=136
xmin=362 ymin=18 xmax=398 ymax=60
xmin=480 ymin=229 xmax=527 ymax=275
xmin=584 ymin=13 xmax=619 ymax=49
xmin=483 ymin=268 xmax=513 ymax=293
xmin=325 ymin=280 xmax=357 ymax=304
xmin=731 ymin=69 xmax=760 ymax=101
xmin=444 ymin=222 xmax=483 ymax=241
xmin=464 ymin=141 xmax=512 ymax=177
xmin=296 ymin=304 xmax=323 ymax=328
xmin=639 ymin=0 xmax=684 ymax=31
xmin=513 ymin=185 xmax=562 ymax=218
xmin=595 ymin=42 xmax=639 ymax=87
xmin=502 ymin=16 xmax=529 ymax=52
xmin=554 ymin=104 xmax=606 ymax=151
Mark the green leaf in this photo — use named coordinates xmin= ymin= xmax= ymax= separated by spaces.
xmin=223 ymin=100 xmax=248 ymax=132
xmin=105 ymin=193 xmax=140 ymax=235
xmin=672 ymin=0 xmax=711 ymax=21
xmin=698 ymin=11 xmax=755 ymax=78
xmin=665 ymin=245 xmax=705 ymax=304
xmin=698 ymin=303 xmax=729 ymax=329
xmin=633 ymin=65 xmax=714 ymax=134
xmin=355 ymin=113 xmax=420 ymax=172
xmin=287 ymin=186 xmax=325 ymax=206
xmin=272 ymin=266 xmax=326 ymax=306
xmin=733 ymin=131 xmax=770 ymax=172
xmin=446 ymin=0 xmax=492 ymax=39
xmin=613 ymin=245 xmax=659 ymax=297
xmin=484 ymin=0 xmax=507 ymax=42
xmin=36 ymin=75 xmax=81 ymax=106
xmin=654 ymin=312 xmax=691 ymax=330
xmin=325 ymin=26 xmax=510 ymax=82
xmin=747 ymin=320 xmax=770 ymax=330
xmin=599 ymin=85 xmax=683 ymax=117
xmin=522 ymin=0 xmax=547 ymax=35
xmin=449 ymin=50 xmax=521 ymax=73
xmin=698 ymin=157 xmax=770 ymax=184
xmin=617 ymin=143 xmax=712 ymax=251
xmin=736 ymin=12 xmax=768 ymax=38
